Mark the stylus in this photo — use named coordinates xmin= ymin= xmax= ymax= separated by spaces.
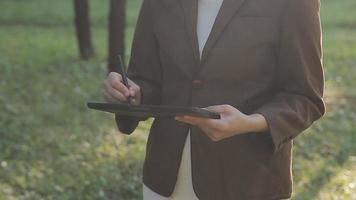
xmin=117 ymin=55 xmax=133 ymax=104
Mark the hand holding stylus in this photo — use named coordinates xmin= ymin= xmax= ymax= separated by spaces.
xmin=103 ymin=56 xmax=141 ymax=105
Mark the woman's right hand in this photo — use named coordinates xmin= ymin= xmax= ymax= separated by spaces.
xmin=103 ymin=72 xmax=142 ymax=105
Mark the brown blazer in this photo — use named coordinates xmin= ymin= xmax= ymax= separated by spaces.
xmin=116 ymin=0 xmax=325 ymax=199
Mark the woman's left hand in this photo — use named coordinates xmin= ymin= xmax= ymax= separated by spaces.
xmin=175 ymin=104 xmax=267 ymax=142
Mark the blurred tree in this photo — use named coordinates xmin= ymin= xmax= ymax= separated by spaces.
xmin=108 ymin=0 xmax=126 ymax=72
xmin=73 ymin=0 xmax=95 ymax=59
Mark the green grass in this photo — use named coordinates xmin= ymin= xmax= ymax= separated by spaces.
xmin=0 ymin=0 xmax=355 ymax=199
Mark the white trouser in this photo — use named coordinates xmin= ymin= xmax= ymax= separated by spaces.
xmin=143 ymin=131 xmax=199 ymax=200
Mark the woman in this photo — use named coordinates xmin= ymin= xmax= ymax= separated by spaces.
xmin=103 ymin=0 xmax=325 ymax=199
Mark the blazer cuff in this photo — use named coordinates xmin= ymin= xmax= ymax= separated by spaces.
xmin=254 ymin=108 xmax=295 ymax=153
xmin=115 ymin=114 xmax=143 ymax=135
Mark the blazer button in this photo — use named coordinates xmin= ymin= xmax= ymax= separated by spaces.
xmin=192 ymin=79 xmax=204 ymax=89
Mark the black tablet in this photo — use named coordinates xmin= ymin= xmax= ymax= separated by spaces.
xmin=87 ymin=102 xmax=221 ymax=119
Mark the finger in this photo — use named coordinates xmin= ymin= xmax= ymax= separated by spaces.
xmin=104 ymin=89 xmax=125 ymax=102
xmin=104 ymin=82 xmax=128 ymax=102
xmin=103 ymin=90 xmax=119 ymax=103
xmin=205 ymin=105 xmax=231 ymax=113
xmin=177 ymin=116 xmax=224 ymax=132
xmin=183 ymin=115 xmax=227 ymax=132
xmin=174 ymin=116 xmax=184 ymax=121
xmin=179 ymin=115 xmax=206 ymax=125
xmin=108 ymin=72 xmax=123 ymax=84
xmin=111 ymin=80 xmax=130 ymax=97
xmin=104 ymin=80 xmax=128 ymax=101
xmin=108 ymin=71 xmax=122 ymax=80
xmin=175 ymin=116 xmax=199 ymax=125
xmin=181 ymin=116 xmax=223 ymax=130
xmin=174 ymin=116 xmax=222 ymax=141
xmin=176 ymin=116 xmax=223 ymax=135
xmin=109 ymin=73 xmax=130 ymax=97
xmin=174 ymin=117 xmax=219 ymax=140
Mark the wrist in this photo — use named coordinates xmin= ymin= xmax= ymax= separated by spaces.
xmin=245 ymin=114 xmax=269 ymax=133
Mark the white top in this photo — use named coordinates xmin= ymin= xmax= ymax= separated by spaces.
xmin=197 ymin=0 xmax=224 ymax=57
xmin=143 ymin=0 xmax=224 ymax=199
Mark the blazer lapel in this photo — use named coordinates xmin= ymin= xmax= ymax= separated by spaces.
xmin=200 ymin=0 xmax=247 ymax=64
xmin=179 ymin=0 xmax=200 ymax=66
xmin=179 ymin=0 xmax=247 ymax=74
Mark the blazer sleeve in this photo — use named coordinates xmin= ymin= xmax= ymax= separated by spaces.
xmin=254 ymin=0 xmax=326 ymax=153
xmin=115 ymin=0 xmax=162 ymax=134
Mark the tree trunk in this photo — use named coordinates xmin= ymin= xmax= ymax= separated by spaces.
xmin=73 ymin=0 xmax=95 ymax=59
xmin=108 ymin=0 xmax=126 ymax=72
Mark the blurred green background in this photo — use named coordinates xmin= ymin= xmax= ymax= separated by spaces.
xmin=0 ymin=0 xmax=355 ymax=199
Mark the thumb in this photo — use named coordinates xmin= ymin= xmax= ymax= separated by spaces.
xmin=205 ymin=105 xmax=231 ymax=113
